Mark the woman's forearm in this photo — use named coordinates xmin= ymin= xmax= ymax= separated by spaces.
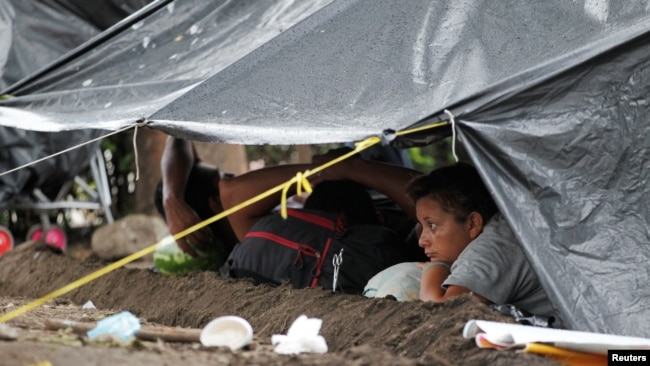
xmin=419 ymin=263 xmax=451 ymax=302
xmin=161 ymin=137 xmax=196 ymax=202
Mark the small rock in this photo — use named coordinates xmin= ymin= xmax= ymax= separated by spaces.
xmin=91 ymin=214 xmax=170 ymax=261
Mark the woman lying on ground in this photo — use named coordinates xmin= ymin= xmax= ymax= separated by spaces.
xmin=365 ymin=162 xmax=561 ymax=327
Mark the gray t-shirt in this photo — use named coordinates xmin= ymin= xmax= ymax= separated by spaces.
xmin=443 ymin=214 xmax=557 ymax=319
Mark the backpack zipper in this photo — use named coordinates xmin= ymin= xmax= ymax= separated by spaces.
xmin=286 ymin=209 xmax=336 ymax=230
xmin=245 ymin=231 xmax=321 ymax=270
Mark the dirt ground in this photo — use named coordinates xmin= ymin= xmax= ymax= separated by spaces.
xmin=0 ymin=239 xmax=560 ymax=366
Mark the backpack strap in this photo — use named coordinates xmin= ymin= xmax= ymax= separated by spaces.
xmin=310 ymin=236 xmax=333 ymax=288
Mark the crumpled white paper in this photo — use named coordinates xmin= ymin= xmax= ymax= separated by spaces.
xmin=271 ymin=315 xmax=328 ymax=354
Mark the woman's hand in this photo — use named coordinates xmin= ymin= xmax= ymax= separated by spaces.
xmin=310 ymin=147 xmax=362 ymax=184
xmin=163 ymin=195 xmax=213 ymax=257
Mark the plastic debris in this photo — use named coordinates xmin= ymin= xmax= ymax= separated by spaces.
xmin=0 ymin=323 xmax=19 ymax=340
xmin=82 ymin=300 xmax=96 ymax=309
xmin=87 ymin=311 xmax=141 ymax=342
xmin=271 ymin=315 xmax=328 ymax=354
xmin=200 ymin=316 xmax=253 ymax=350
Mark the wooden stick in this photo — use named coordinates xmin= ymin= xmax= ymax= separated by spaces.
xmin=45 ymin=318 xmax=202 ymax=343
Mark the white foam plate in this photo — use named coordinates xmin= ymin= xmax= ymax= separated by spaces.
xmin=200 ymin=316 xmax=253 ymax=350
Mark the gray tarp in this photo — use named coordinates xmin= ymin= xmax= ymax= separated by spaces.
xmin=1 ymin=0 xmax=649 ymax=337
xmin=0 ymin=0 xmax=154 ymax=210
xmin=0 ymin=0 xmax=100 ymax=91
xmin=458 ymin=28 xmax=650 ymax=336
xmin=0 ymin=0 xmax=329 ymax=209
xmin=1 ymin=0 xmax=335 ymax=136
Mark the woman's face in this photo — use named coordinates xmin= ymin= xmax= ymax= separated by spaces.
xmin=415 ymin=196 xmax=477 ymax=263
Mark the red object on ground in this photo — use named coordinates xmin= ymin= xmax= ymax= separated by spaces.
xmin=28 ymin=225 xmax=67 ymax=252
xmin=0 ymin=226 xmax=14 ymax=255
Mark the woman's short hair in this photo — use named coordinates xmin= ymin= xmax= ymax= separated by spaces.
xmin=405 ymin=162 xmax=498 ymax=223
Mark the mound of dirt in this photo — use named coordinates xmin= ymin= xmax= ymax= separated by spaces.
xmin=0 ymin=242 xmax=559 ymax=365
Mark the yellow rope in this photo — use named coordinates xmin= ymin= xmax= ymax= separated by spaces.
xmin=0 ymin=121 xmax=449 ymax=324
xmin=395 ymin=120 xmax=448 ymax=137
xmin=278 ymin=136 xmax=383 ymax=218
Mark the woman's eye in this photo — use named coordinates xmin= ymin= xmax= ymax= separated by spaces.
xmin=427 ymin=223 xmax=437 ymax=230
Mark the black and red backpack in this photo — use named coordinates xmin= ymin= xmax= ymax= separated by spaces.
xmin=225 ymin=208 xmax=412 ymax=293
